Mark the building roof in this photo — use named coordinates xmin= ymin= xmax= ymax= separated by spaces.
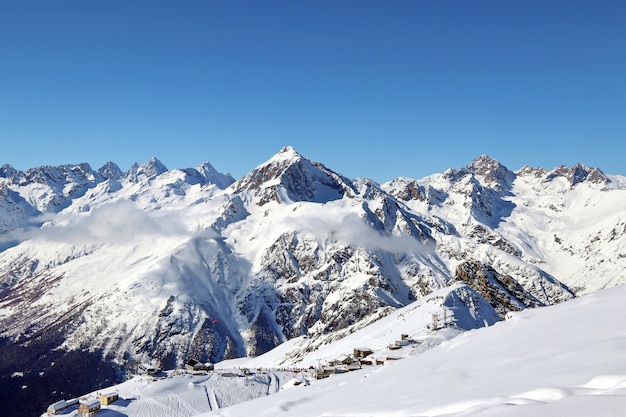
xmin=48 ymin=400 xmax=68 ymax=410
xmin=81 ymin=399 xmax=101 ymax=408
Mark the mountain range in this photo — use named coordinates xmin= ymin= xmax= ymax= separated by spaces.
xmin=1 ymin=146 xmax=625 ymax=416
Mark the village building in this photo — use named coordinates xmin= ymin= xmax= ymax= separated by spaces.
xmin=347 ymin=362 xmax=362 ymax=371
xmin=138 ymin=363 xmax=160 ymax=375
xmin=47 ymin=399 xmax=78 ymax=415
xmin=353 ymin=347 xmax=373 ymax=358
xmin=336 ymin=354 xmax=354 ymax=365
xmin=395 ymin=339 xmax=410 ymax=347
xmin=185 ymin=358 xmax=214 ymax=372
xmin=78 ymin=399 xmax=101 ymax=417
xmin=99 ymin=392 xmax=119 ymax=406
xmin=315 ymin=366 xmax=338 ymax=379
xmin=359 ymin=357 xmax=374 ymax=366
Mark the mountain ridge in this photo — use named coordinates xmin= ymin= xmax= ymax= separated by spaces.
xmin=0 ymin=147 xmax=624 ymax=417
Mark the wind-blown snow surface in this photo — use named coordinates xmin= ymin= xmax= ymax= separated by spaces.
xmin=201 ymin=284 xmax=626 ymax=417
xmin=48 ymin=284 xmax=626 ymax=417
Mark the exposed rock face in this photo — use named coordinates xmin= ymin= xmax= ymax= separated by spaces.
xmin=518 ymin=163 xmax=610 ymax=187
xmin=453 ymin=260 xmax=573 ymax=318
xmin=97 ymin=161 xmax=124 ymax=180
xmin=466 ymin=154 xmax=516 ymax=191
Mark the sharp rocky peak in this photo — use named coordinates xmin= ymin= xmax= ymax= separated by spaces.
xmin=233 ymin=146 xmax=356 ymax=204
xmin=547 ymin=163 xmax=609 ymax=186
xmin=0 ymin=164 xmax=17 ymax=178
xmin=193 ymin=161 xmax=235 ymax=189
xmin=443 ymin=155 xmax=514 ymax=192
xmin=466 ymin=155 xmax=515 ymax=187
xmin=124 ymin=157 xmax=168 ymax=183
xmin=97 ymin=161 xmax=124 ymax=180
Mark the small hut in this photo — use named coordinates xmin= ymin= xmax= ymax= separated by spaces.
xmin=47 ymin=399 xmax=78 ymax=415
xmin=100 ymin=392 xmax=119 ymax=406
xmin=353 ymin=347 xmax=373 ymax=358
xmin=359 ymin=357 xmax=374 ymax=366
xmin=315 ymin=366 xmax=338 ymax=379
xmin=138 ymin=363 xmax=159 ymax=375
xmin=78 ymin=399 xmax=101 ymax=417
xmin=347 ymin=362 xmax=362 ymax=371
xmin=185 ymin=358 xmax=214 ymax=372
xmin=336 ymin=354 xmax=353 ymax=365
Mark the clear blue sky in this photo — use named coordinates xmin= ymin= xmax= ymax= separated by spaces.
xmin=1 ymin=1 xmax=624 ymax=181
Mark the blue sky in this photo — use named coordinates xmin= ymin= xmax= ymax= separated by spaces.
xmin=1 ymin=1 xmax=624 ymax=181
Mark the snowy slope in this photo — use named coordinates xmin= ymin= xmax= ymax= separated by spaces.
xmin=200 ymin=284 xmax=626 ymax=417
xmin=39 ymin=283 xmax=626 ymax=417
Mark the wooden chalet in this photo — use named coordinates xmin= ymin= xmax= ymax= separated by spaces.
xmin=336 ymin=354 xmax=353 ymax=365
xmin=359 ymin=357 xmax=374 ymax=366
xmin=78 ymin=399 xmax=101 ymax=417
xmin=353 ymin=347 xmax=373 ymax=358
xmin=47 ymin=399 xmax=78 ymax=415
xmin=347 ymin=362 xmax=362 ymax=371
xmin=185 ymin=358 xmax=214 ymax=372
xmin=100 ymin=391 xmax=119 ymax=406
xmin=315 ymin=366 xmax=338 ymax=379
xmin=138 ymin=363 xmax=160 ymax=375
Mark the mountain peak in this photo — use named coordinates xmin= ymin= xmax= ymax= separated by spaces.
xmin=467 ymin=155 xmax=511 ymax=177
xmin=0 ymin=164 xmax=18 ymax=179
xmin=124 ymin=157 xmax=168 ymax=183
xmin=466 ymin=155 xmax=514 ymax=190
xmin=233 ymin=146 xmax=354 ymax=204
xmin=97 ymin=161 xmax=124 ymax=180
xmin=545 ymin=163 xmax=608 ymax=186
xmin=267 ymin=145 xmax=302 ymax=165
xmin=279 ymin=145 xmax=297 ymax=155
xmin=195 ymin=161 xmax=236 ymax=189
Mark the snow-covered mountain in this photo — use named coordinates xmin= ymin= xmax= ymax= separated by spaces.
xmin=0 ymin=147 xmax=625 ymax=416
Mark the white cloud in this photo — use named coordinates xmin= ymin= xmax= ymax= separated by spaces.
xmin=282 ymin=211 xmax=428 ymax=254
xmin=11 ymin=201 xmax=188 ymax=245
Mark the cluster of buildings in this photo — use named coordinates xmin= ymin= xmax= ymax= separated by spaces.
xmin=315 ymin=334 xmax=417 ymax=379
xmin=45 ymin=358 xmax=215 ymax=416
xmin=46 ymin=392 xmax=118 ymax=416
